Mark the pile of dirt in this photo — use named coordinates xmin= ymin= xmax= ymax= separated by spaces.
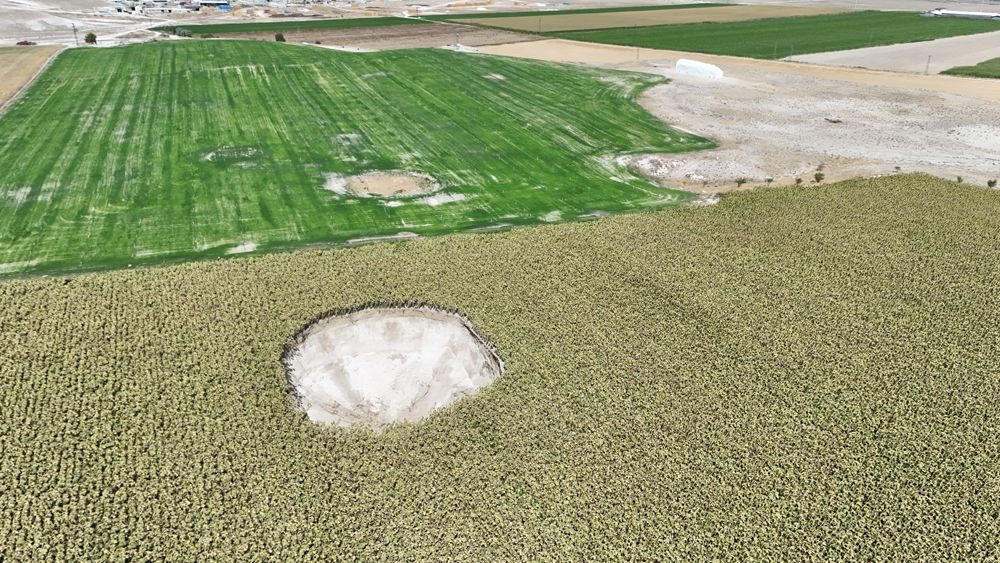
xmin=283 ymin=306 xmax=503 ymax=431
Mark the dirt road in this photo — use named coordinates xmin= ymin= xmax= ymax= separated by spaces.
xmin=787 ymin=30 xmax=1000 ymax=74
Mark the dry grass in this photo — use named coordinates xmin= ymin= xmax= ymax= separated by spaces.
xmin=0 ymin=46 xmax=62 ymax=112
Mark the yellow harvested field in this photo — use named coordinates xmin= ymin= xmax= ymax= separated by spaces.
xmin=479 ymin=39 xmax=1000 ymax=102
xmin=0 ymin=46 xmax=62 ymax=112
xmin=454 ymin=5 xmax=848 ymax=32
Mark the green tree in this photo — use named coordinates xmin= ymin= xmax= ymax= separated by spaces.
xmin=275 ymin=32 xmax=286 ymax=42
xmin=84 ymin=32 xmax=97 ymax=45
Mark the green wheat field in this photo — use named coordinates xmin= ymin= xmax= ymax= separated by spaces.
xmin=557 ymin=11 xmax=1000 ymax=59
xmin=0 ymin=41 xmax=712 ymax=276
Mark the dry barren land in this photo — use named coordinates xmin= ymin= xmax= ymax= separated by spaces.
xmin=788 ymin=30 xmax=1000 ymax=74
xmin=480 ymin=39 xmax=1000 ymax=190
xmin=0 ymin=45 xmax=61 ymax=110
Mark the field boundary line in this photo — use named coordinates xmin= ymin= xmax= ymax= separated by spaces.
xmin=0 ymin=46 xmax=65 ymax=117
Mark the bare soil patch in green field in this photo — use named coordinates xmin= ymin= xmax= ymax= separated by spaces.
xmin=0 ymin=40 xmax=711 ymax=276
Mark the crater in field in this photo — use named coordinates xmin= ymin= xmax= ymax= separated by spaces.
xmin=283 ymin=306 xmax=503 ymax=431
xmin=324 ymin=170 xmax=440 ymax=198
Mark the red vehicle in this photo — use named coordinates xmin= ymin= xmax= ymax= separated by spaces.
xmin=15 ymin=40 xmax=37 ymax=46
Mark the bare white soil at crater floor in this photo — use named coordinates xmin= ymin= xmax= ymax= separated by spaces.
xmin=285 ymin=307 xmax=502 ymax=432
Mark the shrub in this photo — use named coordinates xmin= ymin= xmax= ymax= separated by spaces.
xmin=814 ymin=172 xmax=825 ymax=184
xmin=176 ymin=28 xmax=192 ymax=37
xmin=275 ymin=32 xmax=286 ymax=42
xmin=84 ymin=32 xmax=97 ymax=45
xmin=735 ymin=177 xmax=749 ymax=187
xmin=957 ymin=176 xmax=963 ymax=184
xmin=988 ymin=179 xmax=997 ymax=189
xmin=795 ymin=177 xmax=803 ymax=186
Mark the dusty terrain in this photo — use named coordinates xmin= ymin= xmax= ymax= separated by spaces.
xmin=349 ymin=171 xmax=439 ymax=197
xmin=324 ymin=171 xmax=441 ymax=198
xmin=480 ymin=39 xmax=1000 ymax=190
xmin=0 ymin=44 xmax=61 ymax=111
xmin=219 ymin=23 xmax=529 ymax=50
xmin=788 ymin=30 xmax=1000 ymax=74
xmin=452 ymin=5 xmax=848 ymax=32
xmin=284 ymin=307 xmax=502 ymax=431
xmin=0 ymin=0 xmax=156 ymax=45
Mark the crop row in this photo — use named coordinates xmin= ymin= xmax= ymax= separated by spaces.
xmin=0 ymin=40 xmax=711 ymax=276
xmin=0 ymin=175 xmax=998 ymax=559
xmin=557 ymin=11 xmax=1000 ymax=59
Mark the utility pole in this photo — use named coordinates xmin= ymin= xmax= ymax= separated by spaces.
xmin=72 ymin=23 xmax=80 ymax=46
xmin=925 ymin=55 xmax=932 ymax=75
